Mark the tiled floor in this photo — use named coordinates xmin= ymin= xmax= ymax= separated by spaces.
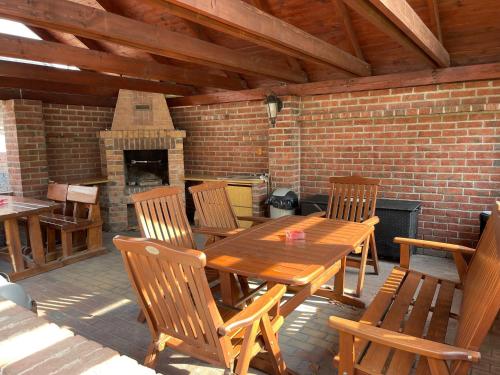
xmin=2 ymin=231 xmax=499 ymax=375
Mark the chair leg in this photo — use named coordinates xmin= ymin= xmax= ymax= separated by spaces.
xmin=427 ymin=358 xmax=451 ymax=375
xmin=338 ymin=332 xmax=355 ymax=375
xmin=61 ymin=231 xmax=73 ymax=258
xmin=235 ymin=320 xmax=260 ymax=375
xmin=87 ymin=226 xmax=102 ymax=250
xmin=369 ymin=232 xmax=380 ymax=275
xmin=46 ymin=227 xmax=56 ymax=254
xmin=137 ymin=310 xmax=146 ymax=323
xmin=355 ymin=242 xmax=369 ymax=297
xmin=144 ymin=341 xmax=160 ymax=369
xmin=260 ymin=313 xmax=287 ymax=375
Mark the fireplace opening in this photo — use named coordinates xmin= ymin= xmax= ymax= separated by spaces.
xmin=124 ymin=150 xmax=168 ymax=187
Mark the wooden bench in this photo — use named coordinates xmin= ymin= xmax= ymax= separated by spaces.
xmin=41 ymin=185 xmax=104 ymax=259
xmin=329 ymin=203 xmax=500 ymax=375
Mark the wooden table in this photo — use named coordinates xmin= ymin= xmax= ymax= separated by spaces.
xmin=205 ymin=215 xmax=373 ymax=315
xmin=0 ymin=196 xmax=59 ymax=280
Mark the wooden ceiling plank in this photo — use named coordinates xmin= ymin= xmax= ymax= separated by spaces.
xmin=0 ymin=60 xmax=194 ymax=96
xmin=426 ymin=0 xmax=443 ymax=43
xmin=0 ymin=0 xmax=306 ymax=83
xmin=0 ymin=87 xmax=117 ymax=107
xmin=167 ymin=62 xmax=500 ymax=106
xmin=335 ymin=0 xmax=364 ymax=60
xmin=368 ymin=0 xmax=449 ymax=67
xmin=342 ymin=0 xmax=436 ymax=67
xmin=0 ymin=34 xmax=244 ymax=91
xmin=150 ymin=0 xmax=371 ymax=76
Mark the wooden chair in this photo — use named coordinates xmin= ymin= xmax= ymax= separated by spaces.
xmin=311 ymin=176 xmax=380 ymax=296
xmin=189 ymin=181 xmax=270 ymax=242
xmin=41 ymin=185 xmax=103 ymax=258
xmin=47 ymin=183 xmax=69 ymax=215
xmin=113 ymin=235 xmax=288 ymax=375
xmin=329 ymin=203 xmax=500 ymax=375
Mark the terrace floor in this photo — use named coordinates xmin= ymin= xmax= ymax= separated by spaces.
xmin=3 ymin=232 xmax=499 ymax=375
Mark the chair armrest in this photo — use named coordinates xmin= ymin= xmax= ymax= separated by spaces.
xmin=362 ymin=216 xmax=379 ymax=226
xmin=307 ymin=211 xmax=326 ymax=218
xmin=218 ymin=284 xmax=286 ymax=336
xmin=329 ymin=316 xmax=480 ymax=362
xmin=192 ymin=226 xmax=245 ymax=238
xmin=394 ymin=237 xmax=475 ymax=255
xmin=236 ymin=216 xmax=272 ymax=223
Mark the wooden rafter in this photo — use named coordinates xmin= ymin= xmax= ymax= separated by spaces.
xmin=167 ymin=62 xmax=500 ymax=106
xmin=367 ymin=0 xmax=449 ymax=67
xmin=335 ymin=0 xmax=364 ymax=60
xmin=248 ymin=0 xmax=309 ymax=80
xmin=342 ymin=0 xmax=436 ymax=67
xmin=0 ymin=60 xmax=194 ymax=96
xmin=149 ymin=0 xmax=371 ymax=76
xmin=426 ymin=0 xmax=442 ymax=43
xmin=0 ymin=0 xmax=307 ymax=83
xmin=6 ymin=33 xmax=241 ymax=91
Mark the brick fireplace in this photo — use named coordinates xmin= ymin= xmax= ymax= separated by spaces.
xmin=99 ymin=90 xmax=185 ymax=231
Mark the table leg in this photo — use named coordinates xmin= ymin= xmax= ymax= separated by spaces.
xmin=219 ymin=271 xmax=241 ymax=306
xmin=27 ymin=215 xmax=45 ymax=266
xmin=331 ymin=256 xmax=365 ymax=308
xmin=4 ymin=218 xmax=24 ymax=272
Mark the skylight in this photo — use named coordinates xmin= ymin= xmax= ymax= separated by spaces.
xmin=0 ymin=18 xmax=79 ymax=70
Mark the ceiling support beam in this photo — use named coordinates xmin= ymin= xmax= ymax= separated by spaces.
xmin=0 ymin=0 xmax=306 ymax=83
xmin=0 ymin=60 xmax=195 ymax=96
xmin=167 ymin=62 xmax=500 ymax=106
xmin=150 ymin=0 xmax=371 ymax=76
xmin=0 ymin=34 xmax=243 ymax=91
xmin=335 ymin=0 xmax=364 ymax=60
xmin=342 ymin=0 xmax=436 ymax=67
xmin=366 ymin=0 xmax=449 ymax=67
xmin=426 ymin=0 xmax=442 ymax=43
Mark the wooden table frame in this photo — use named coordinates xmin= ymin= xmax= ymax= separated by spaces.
xmin=205 ymin=216 xmax=373 ymax=315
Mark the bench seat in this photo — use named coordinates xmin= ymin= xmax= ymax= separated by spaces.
xmin=340 ymin=266 xmax=459 ymax=374
xmin=40 ymin=213 xmax=94 ymax=232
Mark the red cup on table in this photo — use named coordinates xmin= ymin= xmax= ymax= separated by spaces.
xmin=285 ymin=229 xmax=306 ymax=241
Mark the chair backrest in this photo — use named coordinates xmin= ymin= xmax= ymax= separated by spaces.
xmin=189 ymin=181 xmax=239 ymax=229
xmin=113 ymin=236 xmax=230 ymax=367
xmin=325 ymin=176 xmax=380 ymax=223
xmin=47 ymin=183 xmax=68 ymax=202
xmin=453 ymin=203 xmax=500 ymax=374
xmin=67 ymin=185 xmax=100 ymax=221
xmin=132 ymin=187 xmax=195 ymax=248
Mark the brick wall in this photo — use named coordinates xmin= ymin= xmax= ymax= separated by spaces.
xmin=171 ymin=102 xmax=269 ymax=176
xmin=171 ymin=79 xmax=500 ymax=247
xmin=43 ymin=104 xmax=113 ymax=182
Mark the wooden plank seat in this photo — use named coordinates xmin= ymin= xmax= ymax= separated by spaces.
xmin=39 ymin=185 xmax=104 ymax=259
xmin=329 ymin=202 xmax=500 ymax=375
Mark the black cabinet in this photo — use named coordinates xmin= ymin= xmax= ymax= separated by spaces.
xmin=300 ymin=195 xmax=421 ymax=260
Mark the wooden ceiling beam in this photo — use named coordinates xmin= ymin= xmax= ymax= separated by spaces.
xmin=0 ymin=0 xmax=306 ymax=83
xmin=342 ymin=0 xmax=436 ymax=67
xmin=426 ymin=0 xmax=442 ymax=43
xmin=367 ymin=0 xmax=449 ymax=67
xmin=248 ymin=0 xmax=309 ymax=80
xmin=0 ymin=60 xmax=194 ymax=96
xmin=149 ymin=0 xmax=371 ymax=76
xmin=167 ymin=62 xmax=500 ymax=106
xmin=0 ymin=87 xmax=117 ymax=107
xmin=335 ymin=0 xmax=364 ymax=60
xmin=0 ymin=34 xmax=242 ymax=91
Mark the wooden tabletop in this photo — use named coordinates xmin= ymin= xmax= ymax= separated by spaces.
xmin=0 ymin=195 xmax=59 ymax=221
xmin=205 ymin=215 xmax=373 ymax=286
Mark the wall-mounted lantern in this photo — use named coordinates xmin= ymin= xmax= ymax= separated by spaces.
xmin=264 ymin=93 xmax=283 ymax=127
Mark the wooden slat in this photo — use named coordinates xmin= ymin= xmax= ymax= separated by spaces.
xmin=368 ymin=0 xmax=449 ymax=67
xmin=0 ymin=60 xmax=193 ymax=96
xmin=386 ymin=275 xmax=439 ymax=374
xmin=152 ymin=0 xmax=371 ymax=76
xmin=360 ymin=271 xmax=422 ymax=373
xmin=0 ymin=34 xmax=243 ymax=91
xmin=168 ymin=62 xmax=500 ymax=107
xmin=0 ymin=0 xmax=307 ymax=83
